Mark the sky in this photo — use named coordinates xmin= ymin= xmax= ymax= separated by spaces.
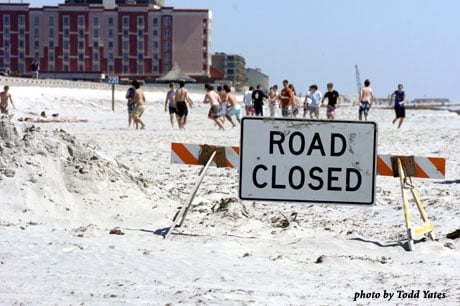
xmin=15 ymin=0 xmax=460 ymax=100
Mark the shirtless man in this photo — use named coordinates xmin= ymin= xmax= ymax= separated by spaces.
xmin=175 ymin=81 xmax=193 ymax=130
xmin=203 ymin=83 xmax=225 ymax=130
xmin=358 ymin=79 xmax=376 ymax=121
xmin=0 ymin=85 xmax=15 ymax=114
xmin=223 ymin=84 xmax=240 ymax=126
xmin=268 ymin=85 xmax=280 ymax=117
xmin=131 ymin=80 xmax=146 ymax=129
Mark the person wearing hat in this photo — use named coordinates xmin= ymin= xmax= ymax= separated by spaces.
xmin=251 ymin=84 xmax=267 ymax=116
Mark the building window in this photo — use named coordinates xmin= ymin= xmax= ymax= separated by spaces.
xmin=34 ymin=28 xmax=39 ymax=37
xmin=163 ymin=16 xmax=171 ymax=26
xmin=94 ymin=29 xmax=99 ymax=38
xmin=123 ymin=53 xmax=128 ymax=61
xmin=137 ymin=64 xmax=143 ymax=74
xmin=108 ymin=53 xmax=113 ymax=60
xmin=93 ymin=41 xmax=99 ymax=48
xmin=163 ymin=53 xmax=171 ymax=62
xmin=163 ymin=41 xmax=170 ymax=51
xmin=78 ymin=41 xmax=84 ymax=49
xmin=138 ymin=54 xmax=144 ymax=61
xmin=64 ymin=53 xmax=69 ymax=61
xmin=138 ymin=30 xmax=143 ymax=38
xmin=19 ymin=40 xmax=24 ymax=49
xmin=164 ymin=29 xmax=170 ymax=38
xmin=93 ymin=17 xmax=99 ymax=26
xmin=108 ymin=17 xmax=114 ymax=26
xmin=79 ymin=53 xmax=84 ymax=61
xmin=153 ymin=65 xmax=158 ymax=72
xmin=153 ymin=41 xmax=158 ymax=49
xmin=49 ymin=28 xmax=54 ymax=37
xmin=33 ymin=16 xmax=39 ymax=26
xmin=108 ymin=29 xmax=114 ymax=38
xmin=64 ymin=41 xmax=69 ymax=49
xmin=123 ymin=29 xmax=128 ymax=36
xmin=64 ymin=28 xmax=69 ymax=38
xmin=49 ymin=41 xmax=55 ymax=49
xmin=153 ymin=17 xmax=158 ymax=26
xmin=78 ymin=16 xmax=84 ymax=26
xmin=34 ymin=52 xmax=39 ymax=59
xmin=49 ymin=16 xmax=54 ymax=26
xmin=108 ymin=41 xmax=113 ymax=49
xmin=153 ymin=29 xmax=158 ymax=36
xmin=93 ymin=64 xmax=99 ymax=71
xmin=19 ymin=15 xmax=25 ymax=25
xmin=4 ymin=28 xmax=9 ymax=36
xmin=34 ymin=40 xmax=40 ymax=49
xmin=123 ymin=41 xmax=129 ymax=50
xmin=49 ymin=52 xmax=54 ymax=61
xmin=64 ymin=65 xmax=69 ymax=72
xmin=19 ymin=28 xmax=25 ymax=36
xmin=3 ymin=15 xmax=10 ymax=25
xmin=153 ymin=53 xmax=158 ymax=60
xmin=137 ymin=16 xmax=144 ymax=26
xmin=78 ymin=29 xmax=84 ymax=38
xmin=123 ymin=65 xmax=128 ymax=74
xmin=123 ymin=16 xmax=129 ymax=27
xmin=94 ymin=52 xmax=99 ymax=61
xmin=163 ymin=64 xmax=170 ymax=72
xmin=138 ymin=41 xmax=143 ymax=50
xmin=63 ymin=16 xmax=69 ymax=26
xmin=108 ymin=64 xmax=114 ymax=73
xmin=49 ymin=63 xmax=54 ymax=71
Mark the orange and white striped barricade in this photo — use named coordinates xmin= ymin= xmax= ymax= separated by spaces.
xmin=171 ymin=143 xmax=446 ymax=248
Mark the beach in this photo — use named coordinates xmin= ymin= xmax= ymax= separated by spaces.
xmin=0 ymin=78 xmax=459 ymax=305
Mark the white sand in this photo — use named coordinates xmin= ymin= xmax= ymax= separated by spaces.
xmin=0 ymin=79 xmax=459 ymax=305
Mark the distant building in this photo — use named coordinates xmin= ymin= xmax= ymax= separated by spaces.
xmin=245 ymin=67 xmax=269 ymax=90
xmin=212 ymin=52 xmax=246 ymax=91
xmin=0 ymin=1 xmax=211 ymax=81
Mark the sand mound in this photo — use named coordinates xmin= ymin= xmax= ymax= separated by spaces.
xmin=0 ymin=116 xmax=151 ymax=226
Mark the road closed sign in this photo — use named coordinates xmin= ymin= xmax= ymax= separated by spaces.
xmin=239 ymin=118 xmax=377 ymax=205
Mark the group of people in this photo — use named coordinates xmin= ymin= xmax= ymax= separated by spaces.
xmin=244 ymin=80 xmax=342 ymax=120
xmin=125 ymin=80 xmax=147 ymax=129
xmin=356 ymin=79 xmax=406 ymax=128
xmin=130 ymin=79 xmax=407 ymax=131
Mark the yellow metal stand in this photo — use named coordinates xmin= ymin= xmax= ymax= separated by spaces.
xmin=394 ymin=157 xmax=435 ymax=251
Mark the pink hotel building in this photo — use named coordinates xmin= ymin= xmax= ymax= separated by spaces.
xmin=0 ymin=1 xmax=213 ymax=81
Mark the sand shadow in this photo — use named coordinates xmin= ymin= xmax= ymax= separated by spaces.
xmin=350 ymin=237 xmax=430 ymax=251
xmin=435 ymin=179 xmax=460 ymax=185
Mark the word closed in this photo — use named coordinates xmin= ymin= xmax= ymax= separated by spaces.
xmin=239 ymin=118 xmax=377 ymax=205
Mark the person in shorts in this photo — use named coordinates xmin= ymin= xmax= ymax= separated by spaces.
xmin=279 ymin=80 xmax=294 ymax=117
xmin=125 ymin=81 xmax=136 ymax=128
xmin=0 ymin=85 xmax=15 ymax=114
xmin=203 ymin=83 xmax=225 ymax=130
xmin=321 ymin=82 xmax=341 ymax=120
xmin=390 ymin=83 xmax=406 ymax=128
xmin=358 ymin=79 xmax=376 ymax=121
xmin=164 ymin=82 xmax=178 ymax=128
xmin=174 ymin=81 xmax=193 ymax=130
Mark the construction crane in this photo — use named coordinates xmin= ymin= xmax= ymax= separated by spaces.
xmin=355 ymin=64 xmax=362 ymax=96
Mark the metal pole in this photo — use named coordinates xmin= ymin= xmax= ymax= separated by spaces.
xmin=112 ymin=84 xmax=115 ymax=111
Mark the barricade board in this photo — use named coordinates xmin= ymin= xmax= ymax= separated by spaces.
xmin=239 ymin=118 xmax=377 ymax=205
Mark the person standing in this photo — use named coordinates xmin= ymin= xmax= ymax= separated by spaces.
xmin=223 ymin=84 xmax=240 ymax=126
xmin=203 ymin=83 xmax=225 ymax=130
xmin=164 ymin=82 xmax=178 ymax=128
xmin=31 ymin=59 xmax=40 ymax=79
xmin=243 ymin=86 xmax=255 ymax=116
xmin=279 ymin=80 xmax=294 ymax=117
xmin=390 ymin=83 xmax=406 ymax=128
xmin=321 ymin=82 xmax=341 ymax=120
xmin=252 ymin=84 xmax=267 ymax=116
xmin=0 ymin=85 xmax=15 ymax=114
xmin=268 ymin=85 xmax=280 ymax=117
xmin=125 ymin=81 xmax=136 ymax=128
xmin=306 ymin=84 xmax=322 ymax=119
xmin=131 ymin=80 xmax=146 ymax=130
xmin=358 ymin=79 xmax=376 ymax=121
xmin=174 ymin=80 xmax=193 ymax=130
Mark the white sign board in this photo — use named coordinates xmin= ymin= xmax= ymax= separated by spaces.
xmin=239 ymin=118 xmax=377 ymax=205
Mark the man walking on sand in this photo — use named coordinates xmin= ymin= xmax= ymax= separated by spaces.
xmin=358 ymin=79 xmax=376 ymax=121
xmin=390 ymin=83 xmax=406 ymax=128
xmin=223 ymin=84 xmax=241 ymax=125
xmin=321 ymin=82 xmax=341 ymax=120
xmin=280 ymin=80 xmax=294 ymax=118
xmin=175 ymin=81 xmax=193 ymax=130
xmin=203 ymin=83 xmax=225 ymax=130
xmin=0 ymin=85 xmax=15 ymax=114
xmin=125 ymin=81 xmax=136 ymax=128
xmin=164 ymin=82 xmax=178 ymax=128
xmin=131 ymin=80 xmax=146 ymax=130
